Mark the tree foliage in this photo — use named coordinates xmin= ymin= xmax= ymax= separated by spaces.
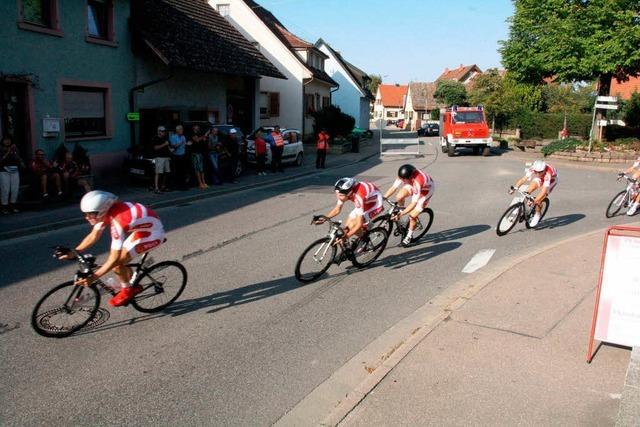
xmin=540 ymin=82 xmax=595 ymax=113
xmin=367 ymin=74 xmax=382 ymax=97
xmin=500 ymin=0 xmax=640 ymax=94
xmin=311 ymin=105 xmax=355 ymax=138
xmin=623 ymin=91 xmax=640 ymax=128
xmin=433 ymin=80 xmax=467 ymax=106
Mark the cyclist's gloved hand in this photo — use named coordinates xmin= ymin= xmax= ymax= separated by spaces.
xmin=53 ymin=246 xmax=73 ymax=260
xmin=508 ymin=185 xmax=516 ymax=195
xmin=312 ymin=215 xmax=326 ymax=225
xmin=618 ymin=172 xmax=625 ymax=177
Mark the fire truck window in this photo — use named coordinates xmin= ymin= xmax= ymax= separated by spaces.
xmin=453 ymin=112 xmax=483 ymax=124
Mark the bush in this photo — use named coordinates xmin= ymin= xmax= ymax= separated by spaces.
xmin=607 ymin=137 xmax=640 ymax=152
xmin=509 ymin=112 xmax=591 ymax=139
xmin=541 ymin=138 xmax=583 ymax=156
xmin=604 ymin=125 xmax=640 ymax=141
xmin=311 ymin=105 xmax=355 ymax=139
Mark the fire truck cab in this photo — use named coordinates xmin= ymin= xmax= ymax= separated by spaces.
xmin=439 ymin=105 xmax=493 ymax=157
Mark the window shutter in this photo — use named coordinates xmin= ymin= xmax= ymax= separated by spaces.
xmin=269 ymin=92 xmax=279 ymax=117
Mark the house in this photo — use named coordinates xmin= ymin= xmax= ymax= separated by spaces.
xmin=315 ymin=38 xmax=374 ymax=130
xmin=208 ymin=0 xmax=338 ymax=136
xmin=610 ymin=76 xmax=640 ymax=100
xmin=437 ymin=64 xmax=483 ymax=86
xmin=374 ymin=84 xmax=408 ymax=123
xmin=0 ymin=0 xmax=283 ymax=179
xmin=403 ymin=82 xmax=442 ymax=131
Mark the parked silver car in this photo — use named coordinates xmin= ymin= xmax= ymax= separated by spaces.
xmin=245 ymin=127 xmax=304 ymax=166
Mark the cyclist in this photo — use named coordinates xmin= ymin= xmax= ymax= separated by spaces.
xmin=382 ymin=164 xmax=435 ymax=246
xmin=315 ymin=177 xmax=383 ymax=245
xmin=620 ymin=157 xmax=640 ymax=215
xmin=56 ymin=190 xmax=165 ymax=306
xmin=510 ymin=159 xmax=558 ymax=227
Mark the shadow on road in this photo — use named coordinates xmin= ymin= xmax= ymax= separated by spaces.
xmin=421 ymin=224 xmax=491 ymax=244
xmin=536 ymin=213 xmax=586 ymax=230
xmin=374 ymin=241 xmax=462 ymax=271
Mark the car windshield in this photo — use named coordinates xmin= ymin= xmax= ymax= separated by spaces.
xmin=452 ymin=111 xmax=484 ymax=124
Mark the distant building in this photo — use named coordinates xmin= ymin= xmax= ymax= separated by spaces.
xmin=403 ymin=82 xmax=443 ymax=131
xmin=610 ymin=76 xmax=640 ymax=100
xmin=437 ymin=64 xmax=483 ymax=86
xmin=374 ymin=84 xmax=408 ymax=123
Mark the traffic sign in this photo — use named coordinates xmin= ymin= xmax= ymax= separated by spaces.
xmin=596 ymin=96 xmax=618 ymax=103
xmin=595 ymin=104 xmax=618 ymax=110
xmin=127 ymin=112 xmax=140 ymax=122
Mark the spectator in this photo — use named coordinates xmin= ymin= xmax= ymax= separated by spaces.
xmin=190 ymin=125 xmax=208 ymax=189
xmin=30 ymin=149 xmax=62 ymax=199
xmin=55 ymin=152 xmax=91 ymax=195
xmin=151 ymin=126 xmax=172 ymax=193
xmin=316 ymin=128 xmax=330 ymax=169
xmin=0 ymin=136 xmax=24 ymax=214
xmin=170 ymin=125 xmax=189 ymax=190
xmin=255 ymin=130 xmax=267 ymax=176
xmin=207 ymin=127 xmax=222 ymax=185
xmin=225 ymin=129 xmax=240 ymax=182
xmin=271 ymin=125 xmax=284 ymax=173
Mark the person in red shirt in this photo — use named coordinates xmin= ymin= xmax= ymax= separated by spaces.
xmin=316 ymin=128 xmax=330 ymax=169
xmin=30 ymin=149 xmax=62 ymax=198
xmin=255 ymin=130 xmax=268 ymax=176
xmin=56 ymin=190 xmax=166 ymax=307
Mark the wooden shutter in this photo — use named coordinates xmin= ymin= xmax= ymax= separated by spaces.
xmin=269 ymin=92 xmax=280 ymax=117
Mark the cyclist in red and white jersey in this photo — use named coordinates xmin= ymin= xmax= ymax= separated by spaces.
xmin=383 ymin=164 xmax=435 ymax=246
xmin=57 ymin=190 xmax=165 ymax=306
xmin=621 ymin=156 xmax=640 ymax=215
xmin=316 ymin=177 xmax=383 ymax=243
xmin=510 ymin=160 xmax=558 ymax=227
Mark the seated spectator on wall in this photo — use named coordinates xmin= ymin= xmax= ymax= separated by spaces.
xmin=0 ymin=136 xmax=25 ymax=214
xmin=31 ymin=149 xmax=62 ymax=199
xmin=55 ymin=152 xmax=91 ymax=195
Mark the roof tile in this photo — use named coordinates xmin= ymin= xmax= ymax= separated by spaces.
xmin=379 ymin=84 xmax=408 ymax=108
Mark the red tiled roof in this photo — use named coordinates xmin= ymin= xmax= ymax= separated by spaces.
xmin=437 ymin=64 xmax=482 ymax=83
xmin=379 ymin=84 xmax=408 ymax=107
xmin=276 ymin=23 xmax=312 ymax=49
xmin=610 ymin=76 xmax=640 ymax=100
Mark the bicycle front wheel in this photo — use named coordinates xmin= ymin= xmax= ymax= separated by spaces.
xmin=130 ymin=261 xmax=187 ymax=313
xmin=411 ymin=207 xmax=434 ymax=243
xmin=496 ymin=204 xmax=521 ymax=236
xmin=31 ymin=281 xmax=100 ymax=338
xmin=295 ymin=238 xmax=336 ymax=283
xmin=606 ymin=190 xmax=627 ymax=218
xmin=351 ymin=227 xmax=389 ymax=268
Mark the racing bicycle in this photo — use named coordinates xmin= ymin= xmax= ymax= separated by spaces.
xmin=371 ymin=199 xmax=434 ymax=246
xmin=496 ymin=187 xmax=550 ymax=236
xmin=31 ymin=247 xmax=187 ymax=338
xmin=605 ymin=173 xmax=638 ymax=218
xmin=294 ymin=215 xmax=389 ymax=283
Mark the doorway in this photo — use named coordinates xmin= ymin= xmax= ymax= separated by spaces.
xmin=0 ymin=80 xmax=31 ymax=161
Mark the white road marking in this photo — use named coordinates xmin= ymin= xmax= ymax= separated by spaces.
xmin=462 ymin=249 xmax=496 ymax=274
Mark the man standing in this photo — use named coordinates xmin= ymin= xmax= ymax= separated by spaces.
xmin=316 ymin=128 xmax=330 ymax=169
xmin=152 ymin=126 xmax=171 ymax=193
xmin=170 ymin=125 xmax=188 ymax=190
xmin=271 ymin=125 xmax=284 ymax=173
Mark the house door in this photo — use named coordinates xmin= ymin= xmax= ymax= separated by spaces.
xmin=0 ymin=81 xmax=31 ymax=161
xmin=226 ymin=78 xmax=254 ymax=134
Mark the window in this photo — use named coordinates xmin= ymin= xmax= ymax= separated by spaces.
xmin=322 ymin=96 xmax=330 ymax=108
xmin=62 ymin=85 xmax=110 ymax=139
xmin=260 ymin=92 xmax=279 ymax=118
xmin=87 ymin=0 xmax=115 ymax=44
xmin=315 ymin=94 xmax=321 ymax=111
xmin=305 ymin=94 xmax=315 ymax=115
xmin=217 ymin=4 xmax=230 ymax=17
xmin=387 ymin=111 xmax=398 ymax=118
xmin=18 ymin=0 xmax=61 ymax=36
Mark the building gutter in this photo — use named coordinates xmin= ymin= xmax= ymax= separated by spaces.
xmin=128 ymin=71 xmax=174 ymax=149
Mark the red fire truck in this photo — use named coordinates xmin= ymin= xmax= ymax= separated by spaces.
xmin=439 ymin=105 xmax=493 ymax=157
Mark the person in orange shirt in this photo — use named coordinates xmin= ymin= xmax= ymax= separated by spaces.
xmin=316 ymin=128 xmax=330 ymax=169
xmin=270 ymin=125 xmax=285 ymax=173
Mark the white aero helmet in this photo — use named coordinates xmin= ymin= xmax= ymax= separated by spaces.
xmin=80 ymin=190 xmax=117 ymax=217
xmin=335 ymin=177 xmax=356 ymax=194
xmin=532 ymin=160 xmax=546 ymax=172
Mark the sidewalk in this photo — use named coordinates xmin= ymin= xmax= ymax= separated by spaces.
xmin=0 ymin=140 xmax=380 ymax=240
xmin=337 ymin=230 xmax=634 ymax=426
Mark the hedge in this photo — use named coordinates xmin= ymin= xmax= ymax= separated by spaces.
xmin=508 ymin=112 xmax=592 ymax=139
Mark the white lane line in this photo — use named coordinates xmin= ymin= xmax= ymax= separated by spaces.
xmin=462 ymin=249 xmax=496 ymax=274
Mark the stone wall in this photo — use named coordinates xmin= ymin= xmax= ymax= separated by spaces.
xmin=549 ymin=150 xmax=639 ymax=163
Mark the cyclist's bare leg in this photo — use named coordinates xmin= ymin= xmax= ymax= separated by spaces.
xmin=525 ymin=181 xmax=542 ymax=214
xmin=112 ymin=250 xmax=133 ymax=287
xmin=394 ymin=187 xmax=411 ymax=208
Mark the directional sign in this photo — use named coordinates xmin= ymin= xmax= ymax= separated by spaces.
xmin=596 ymin=96 xmax=618 ymax=103
xmin=127 ymin=112 xmax=140 ymax=122
xmin=595 ymin=104 xmax=618 ymax=110
xmin=596 ymin=120 xmax=608 ymax=126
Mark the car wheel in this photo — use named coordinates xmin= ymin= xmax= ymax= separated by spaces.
xmin=447 ymin=143 xmax=455 ymax=157
xmin=295 ymin=152 xmax=303 ymax=166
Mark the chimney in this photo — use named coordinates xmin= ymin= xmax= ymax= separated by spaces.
xmin=444 ymin=67 xmax=449 ymax=73
xmin=459 ymin=64 xmax=464 ymax=69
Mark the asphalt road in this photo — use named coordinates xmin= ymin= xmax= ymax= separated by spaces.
xmin=0 ymin=134 xmax=634 ymax=426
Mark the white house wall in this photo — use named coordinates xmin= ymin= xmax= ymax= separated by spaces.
xmin=208 ymin=0 xmax=305 ymax=131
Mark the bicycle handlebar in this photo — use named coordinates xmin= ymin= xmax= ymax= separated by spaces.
xmin=510 ymin=186 xmax=535 ymax=201
xmin=311 ymin=215 xmax=342 ymax=227
xmin=617 ymin=174 xmax=637 ymax=184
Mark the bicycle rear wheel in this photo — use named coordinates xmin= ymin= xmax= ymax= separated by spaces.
xmin=31 ymin=281 xmax=100 ymax=338
xmin=606 ymin=190 xmax=627 ymax=218
xmin=295 ymin=237 xmax=336 ymax=283
xmin=130 ymin=261 xmax=187 ymax=313
xmin=411 ymin=207 xmax=434 ymax=243
xmin=496 ymin=204 xmax=521 ymax=236
xmin=351 ymin=227 xmax=389 ymax=268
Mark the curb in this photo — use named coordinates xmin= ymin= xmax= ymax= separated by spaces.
xmin=0 ymin=150 xmax=380 ymax=241
xmin=617 ymin=346 xmax=640 ymax=426
xmin=275 ymin=227 xmax=612 ymax=427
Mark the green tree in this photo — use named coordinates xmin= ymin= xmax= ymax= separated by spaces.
xmin=500 ymin=0 xmax=640 ymax=95
xmin=433 ymin=80 xmax=467 ymax=106
xmin=468 ymin=68 xmax=505 ymax=126
xmin=541 ymin=82 xmax=596 ymax=113
xmin=367 ymin=74 xmax=382 ymax=96
xmin=623 ymin=91 xmax=640 ymax=128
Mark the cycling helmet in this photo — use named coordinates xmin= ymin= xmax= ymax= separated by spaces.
xmin=80 ymin=190 xmax=117 ymax=217
xmin=398 ymin=164 xmax=416 ymax=179
xmin=532 ymin=160 xmax=547 ymax=172
xmin=335 ymin=177 xmax=356 ymax=194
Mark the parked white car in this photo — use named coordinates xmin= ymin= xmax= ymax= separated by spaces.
xmin=245 ymin=127 xmax=304 ymax=166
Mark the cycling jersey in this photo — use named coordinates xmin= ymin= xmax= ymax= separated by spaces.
xmin=526 ymin=164 xmax=558 ymax=192
xmin=338 ymin=181 xmax=383 ymax=222
xmin=633 ymin=157 xmax=640 ymax=169
xmin=391 ymin=169 xmax=435 ymax=208
xmin=95 ymin=202 xmax=165 ymax=255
